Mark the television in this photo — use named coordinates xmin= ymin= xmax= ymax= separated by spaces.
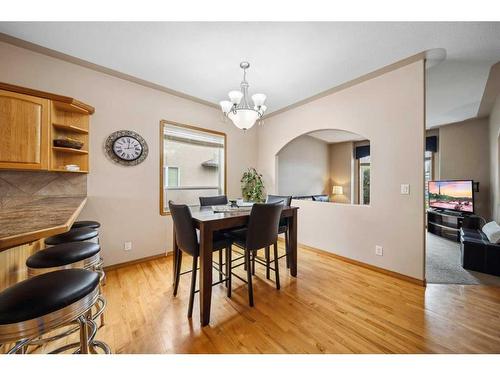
xmin=428 ymin=180 xmax=474 ymax=213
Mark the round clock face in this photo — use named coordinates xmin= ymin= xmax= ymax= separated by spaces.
xmin=105 ymin=130 xmax=148 ymax=166
xmin=113 ymin=136 xmax=143 ymax=161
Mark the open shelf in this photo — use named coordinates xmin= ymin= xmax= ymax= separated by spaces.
xmin=52 ymin=147 xmax=88 ymax=155
xmin=52 ymin=123 xmax=89 ymax=134
xmin=50 ymin=168 xmax=88 ymax=174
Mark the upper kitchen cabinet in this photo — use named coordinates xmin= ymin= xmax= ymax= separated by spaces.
xmin=0 ymin=89 xmax=49 ymax=170
xmin=0 ymin=82 xmax=94 ymax=173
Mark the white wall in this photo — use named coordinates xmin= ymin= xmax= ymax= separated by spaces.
xmin=258 ymin=61 xmax=425 ymax=280
xmin=277 ymin=135 xmax=329 ymax=196
xmin=0 ymin=41 xmax=258 ymax=266
xmin=489 ymin=95 xmax=500 ymax=222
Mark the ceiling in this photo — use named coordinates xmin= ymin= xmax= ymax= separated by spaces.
xmin=308 ymin=130 xmax=366 ymax=144
xmin=0 ymin=22 xmax=499 ymax=127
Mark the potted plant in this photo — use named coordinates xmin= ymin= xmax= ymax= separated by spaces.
xmin=241 ymin=167 xmax=265 ymax=202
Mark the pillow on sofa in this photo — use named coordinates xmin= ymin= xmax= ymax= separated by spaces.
xmin=482 ymin=221 xmax=500 ymax=243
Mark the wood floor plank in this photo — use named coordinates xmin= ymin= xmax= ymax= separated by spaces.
xmin=26 ymin=244 xmax=500 ymax=354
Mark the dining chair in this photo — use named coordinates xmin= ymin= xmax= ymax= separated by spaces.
xmin=199 ymin=195 xmax=228 ymax=206
xmin=199 ymin=194 xmax=229 ymax=282
xmin=266 ymin=195 xmax=293 ymax=273
xmin=230 ymin=202 xmax=284 ymax=306
xmin=169 ymin=201 xmax=233 ymax=317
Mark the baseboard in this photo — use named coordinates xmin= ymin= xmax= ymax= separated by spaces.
xmin=278 ymin=238 xmax=426 ymax=286
xmin=103 ymin=252 xmax=168 ymax=272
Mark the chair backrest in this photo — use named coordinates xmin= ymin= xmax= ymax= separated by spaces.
xmin=168 ymin=201 xmax=199 ymax=257
xmin=199 ymin=195 xmax=228 ymax=206
xmin=246 ymin=202 xmax=283 ymax=251
xmin=266 ymin=194 xmax=292 ymax=206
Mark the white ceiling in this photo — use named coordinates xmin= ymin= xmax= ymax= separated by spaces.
xmin=308 ymin=130 xmax=366 ymax=144
xmin=0 ymin=22 xmax=499 ymax=127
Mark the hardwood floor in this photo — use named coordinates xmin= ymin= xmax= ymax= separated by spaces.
xmin=61 ymin=243 xmax=500 ymax=353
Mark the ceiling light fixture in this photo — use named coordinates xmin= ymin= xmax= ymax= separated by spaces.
xmin=220 ymin=62 xmax=267 ymax=131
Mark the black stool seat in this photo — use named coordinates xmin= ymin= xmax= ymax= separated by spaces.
xmin=71 ymin=221 xmax=101 ymax=230
xmin=45 ymin=227 xmax=98 ymax=246
xmin=0 ymin=269 xmax=100 ymax=325
xmin=26 ymin=242 xmax=101 ymax=269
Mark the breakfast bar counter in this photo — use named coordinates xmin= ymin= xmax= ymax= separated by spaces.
xmin=0 ymin=196 xmax=87 ymax=252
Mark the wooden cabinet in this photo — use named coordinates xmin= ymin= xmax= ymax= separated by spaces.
xmin=0 ymin=82 xmax=94 ymax=173
xmin=0 ymin=89 xmax=49 ymax=170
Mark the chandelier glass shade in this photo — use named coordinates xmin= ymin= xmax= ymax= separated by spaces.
xmin=220 ymin=62 xmax=267 ymax=130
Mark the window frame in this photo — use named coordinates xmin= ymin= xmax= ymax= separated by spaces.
xmin=159 ymin=120 xmax=227 ymax=216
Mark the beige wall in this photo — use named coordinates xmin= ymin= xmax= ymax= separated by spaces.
xmin=489 ymin=95 xmax=500 ymax=222
xmin=438 ymin=118 xmax=490 ymax=219
xmin=0 ymin=41 xmax=258 ymax=266
xmin=258 ymin=60 xmax=425 ymax=280
xmin=277 ymin=135 xmax=329 ymax=196
xmin=329 ymin=142 xmax=353 ymax=203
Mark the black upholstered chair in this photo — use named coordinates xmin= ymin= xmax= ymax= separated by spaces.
xmin=169 ymin=201 xmax=233 ymax=318
xmin=199 ymin=195 xmax=228 ymax=207
xmin=266 ymin=195 xmax=292 ymax=271
xmin=229 ymin=202 xmax=284 ymax=306
xmin=0 ymin=269 xmax=110 ymax=354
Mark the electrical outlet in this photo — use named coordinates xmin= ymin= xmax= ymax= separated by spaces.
xmin=400 ymin=184 xmax=410 ymax=195
xmin=124 ymin=241 xmax=132 ymax=251
xmin=375 ymin=245 xmax=383 ymax=256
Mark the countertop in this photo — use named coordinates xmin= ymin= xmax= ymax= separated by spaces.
xmin=0 ymin=196 xmax=87 ymax=251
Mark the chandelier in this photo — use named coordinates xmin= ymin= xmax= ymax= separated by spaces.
xmin=219 ymin=62 xmax=267 ymax=130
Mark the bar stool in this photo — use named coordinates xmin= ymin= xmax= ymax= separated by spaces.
xmin=45 ymin=227 xmax=99 ymax=246
xmin=0 ymin=269 xmax=110 ymax=354
xmin=45 ymin=226 xmax=105 ymax=283
xmin=26 ymin=242 xmax=106 ymax=330
xmin=71 ymin=221 xmax=101 ymax=244
xmin=71 ymin=221 xmax=101 ymax=230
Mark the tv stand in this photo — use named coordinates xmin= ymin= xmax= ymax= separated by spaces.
xmin=427 ymin=209 xmax=480 ymax=242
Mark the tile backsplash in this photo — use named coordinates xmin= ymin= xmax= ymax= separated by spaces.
xmin=0 ymin=171 xmax=87 ymax=208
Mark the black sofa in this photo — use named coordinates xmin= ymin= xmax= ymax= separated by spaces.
xmin=460 ymin=227 xmax=500 ymax=276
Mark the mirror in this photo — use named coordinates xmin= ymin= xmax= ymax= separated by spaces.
xmin=276 ymin=129 xmax=370 ymax=205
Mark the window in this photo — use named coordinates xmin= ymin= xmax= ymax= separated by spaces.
xmin=160 ymin=121 xmax=226 ymax=214
xmin=424 ymin=150 xmax=433 ymax=208
xmin=165 ymin=166 xmax=180 ymax=187
xmin=358 ymin=155 xmax=370 ymax=205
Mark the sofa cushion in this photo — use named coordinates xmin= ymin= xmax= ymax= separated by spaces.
xmin=482 ymin=221 xmax=500 ymax=244
xmin=461 ymin=227 xmax=485 ymax=241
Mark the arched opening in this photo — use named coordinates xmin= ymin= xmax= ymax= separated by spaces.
xmin=275 ymin=129 xmax=370 ymax=205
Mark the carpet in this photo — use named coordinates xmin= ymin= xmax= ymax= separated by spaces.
xmin=426 ymin=232 xmax=500 ymax=285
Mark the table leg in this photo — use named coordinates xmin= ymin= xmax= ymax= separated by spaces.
xmin=289 ymin=210 xmax=298 ymax=277
xmin=199 ymin=223 xmax=213 ymax=326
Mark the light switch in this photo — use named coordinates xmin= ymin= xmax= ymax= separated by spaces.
xmin=400 ymin=184 xmax=410 ymax=195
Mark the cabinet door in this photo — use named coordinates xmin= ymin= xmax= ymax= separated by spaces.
xmin=0 ymin=89 xmax=49 ymax=170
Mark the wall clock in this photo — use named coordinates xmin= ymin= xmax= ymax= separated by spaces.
xmin=105 ymin=130 xmax=148 ymax=166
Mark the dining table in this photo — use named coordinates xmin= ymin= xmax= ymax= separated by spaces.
xmin=172 ymin=205 xmax=299 ymax=326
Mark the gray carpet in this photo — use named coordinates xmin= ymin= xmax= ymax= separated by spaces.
xmin=426 ymin=232 xmax=500 ymax=285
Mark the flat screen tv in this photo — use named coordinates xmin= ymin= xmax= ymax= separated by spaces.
xmin=428 ymin=180 xmax=474 ymax=213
